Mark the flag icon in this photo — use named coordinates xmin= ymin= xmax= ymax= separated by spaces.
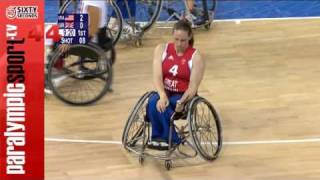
xmin=65 ymin=21 xmax=74 ymax=28
xmin=64 ymin=14 xmax=74 ymax=21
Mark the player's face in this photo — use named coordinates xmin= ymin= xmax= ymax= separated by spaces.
xmin=173 ymin=30 xmax=191 ymax=53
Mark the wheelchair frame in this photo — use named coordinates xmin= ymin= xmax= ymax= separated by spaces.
xmin=122 ymin=91 xmax=222 ymax=170
xmin=46 ymin=42 xmax=114 ymax=105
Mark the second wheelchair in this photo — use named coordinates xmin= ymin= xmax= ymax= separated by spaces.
xmin=46 ymin=40 xmax=115 ymax=105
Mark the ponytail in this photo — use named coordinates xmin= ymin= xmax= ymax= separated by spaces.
xmin=173 ymin=19 xmax=194 ymax=47
xmin=189 ymin=36 xmax=194 ymax=47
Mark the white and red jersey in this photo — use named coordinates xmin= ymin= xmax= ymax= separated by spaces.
xmin=162 ymin=43 xmax=197 ymax=93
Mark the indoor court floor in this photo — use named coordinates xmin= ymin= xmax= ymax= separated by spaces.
xmin=45 ymin=18 xmax=320 ymax=180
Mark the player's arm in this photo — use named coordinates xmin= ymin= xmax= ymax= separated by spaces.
xmin=153 ymin=44 xmax=166 ymax=98
xmin=178 ymin=51 xmax=205 ymax=105
xmin=153 ymin=44 xmax=168 ymax=112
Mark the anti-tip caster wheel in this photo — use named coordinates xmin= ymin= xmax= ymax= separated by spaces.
xmin=165 ymin=160 xmax=172 ymax=170
xmin=204 ymin=22 xmax=211 ymax=30
xmin=139 ymin=156 xmax=144 ymax=165
xmin=135 ymin=39 xmax=142 ymax=47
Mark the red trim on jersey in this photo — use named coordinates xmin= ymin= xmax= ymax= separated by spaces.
xmin=162 ymin=43 xmax=196 ymax=93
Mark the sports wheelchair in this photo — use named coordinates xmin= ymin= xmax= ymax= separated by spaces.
xmin=163 ymin=0 xmax=217 ymax=30
xmin=45 ymin=1 xmax=116 ymax=105
xmin=46 ymin=41 xmax=115 ymax=105
xmin=122 ymin=91 xmax=222 ymax=170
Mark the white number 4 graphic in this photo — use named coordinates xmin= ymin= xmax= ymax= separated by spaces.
xmin=169 ymin=65 xmax=178 ymax=76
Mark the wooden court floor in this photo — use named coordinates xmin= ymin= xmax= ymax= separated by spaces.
xmin=45 ymin=19 xmax=320 ymax=180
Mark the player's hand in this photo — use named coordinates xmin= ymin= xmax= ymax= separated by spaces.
xmin=157 ymin=96 xmax=169 ymax=113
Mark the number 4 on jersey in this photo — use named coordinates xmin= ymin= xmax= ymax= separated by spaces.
xmin=169 ymin=65 xmax=178 ymax=76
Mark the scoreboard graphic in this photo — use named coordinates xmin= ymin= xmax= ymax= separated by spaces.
xmin=57 ymin=13 xmax=88 ymax=44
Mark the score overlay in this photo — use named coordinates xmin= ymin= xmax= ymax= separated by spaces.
xmin=57 ymin=13 xmax=88 ymax=44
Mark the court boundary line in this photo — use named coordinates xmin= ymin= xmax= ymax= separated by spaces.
xmin=45 ymin=137 xmax=320 ymax=145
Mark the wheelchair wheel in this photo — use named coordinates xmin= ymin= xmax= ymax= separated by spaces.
xmin=122 ymin=91 xmax=156 ymax=151
xmin=136 ymin=0 xmax=163 ymax=33
xmin=187 ymin=96 xmax=222 ymax=161
xmin=106 ymin=0 xmax=123 ymax=45
xmin=59 ymin=0 xmax=123 ymax=46
xmin=204 ymin=0 xmax=217 ymax=29
xmin=192 ymin=0 xmax=217 ymax=29
xmin=120 ymin=0 xmax=162 ymax=42
xmin=47 ymin=43 xmax=113 ymax=105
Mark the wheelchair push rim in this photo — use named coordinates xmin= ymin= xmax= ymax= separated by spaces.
xmin=187 ymin=96 xmax=223 ymax=161
xmin=122 ymin=91 xmax=156 ymax=151
xmin=47 ymin=43 xmax=112 ymax=105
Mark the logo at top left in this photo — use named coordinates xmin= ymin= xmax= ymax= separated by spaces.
xmin=6 ymin=6 xmax=38 ymax=19
xmin=6 ymin=6 xmax=16 ymax=19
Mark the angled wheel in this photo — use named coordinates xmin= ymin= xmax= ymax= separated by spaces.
xmin=47 ymin=43 xmax=113 ymax=105
xmin=122 ymin=91 xmax=157 ymax=151
xmin=105 ymin=0 xmax=123 ymax=46
xmin=135 ymin=0 xmax=163 ymax=33
xmin=203 ymin=0 xmax=217 ymax=30
xmin=190 ymin=0 xmax=216 ymax=30
xmin=120 ymin=0 xmax=162 ymax=43
xmin=187 ymin=96 xmax=222 ymax=161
